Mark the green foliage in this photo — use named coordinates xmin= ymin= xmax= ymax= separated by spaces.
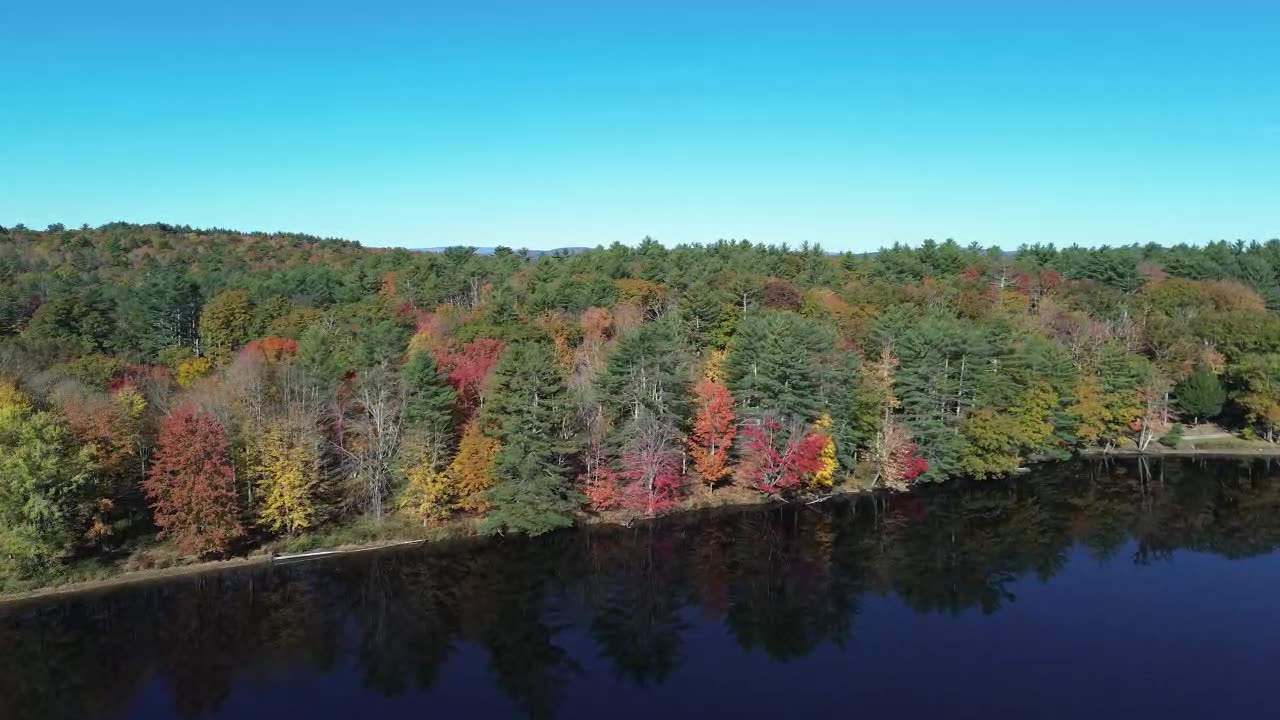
xmin=25 ymin=287 xmax=117 ymax=353
xmin=597 ymin=320 xmax=689 ymax=426
xmin=0 ymin=398 xmax=104 ymax=575
xmin=1159 ymin=423 xmax=1185 ymax=448
xmin=1175 ymin=368 xmax=1226 ymax=422
xmin=1229 ymin=353 xmax=1280 ymax=440
xmin=725 ymin=312 xmax=835 ymax=423
xmin=199 ymin=289 xmax=254 ymax=357
xmin=481 ymin=343 xmax=582 ymax=535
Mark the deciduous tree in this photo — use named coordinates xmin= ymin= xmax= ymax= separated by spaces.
xmin=143 ymin=407 xmax=243 ymax=555
xmin=688 ymin=380 xmax=736 ymax=488
xmin=252 ymin=421 xmax=322 ymax=534
xmin=448 ymin=419 xmax=499 ymax=512
xmin=0 ymin=384 xmax=104 ymax=573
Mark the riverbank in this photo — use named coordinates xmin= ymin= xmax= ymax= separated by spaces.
xmin=0 ymin=484 xmax=789 ymax=606
xmin=1080 ymin=433 xmax=1280 ymax=457
xmin=9 ymin=446 xmax=1280 ymax=606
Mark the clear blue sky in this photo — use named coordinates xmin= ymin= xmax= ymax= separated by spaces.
xmin=2 ymin=1 xmax=1277 ymax=250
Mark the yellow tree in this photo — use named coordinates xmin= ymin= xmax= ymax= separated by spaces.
xmin=959 ymin=409 xmax=1023 ymax=477
xmin=1070 ymin=377 xmax=1111 ymax=445
xmin=1010 ymin=382 xmax=1057 ymax=450
xmin=199 ymin=289 xmax=254 ymax=358
xmin=401 ymin=462 xmax=454 ymax=525
xmin=252 ymin=422 xmax=322 ymax=534
xmin=808 ymin=414 xmax=838 ymax=490
xmin=448 ymin=419 xmax=499 ymax=512
xmin=176 ymin=356 xmax=213 ymax=388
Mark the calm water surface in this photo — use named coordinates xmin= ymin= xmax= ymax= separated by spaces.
xmin=4 ymin=458 xmax=1280 ymax=720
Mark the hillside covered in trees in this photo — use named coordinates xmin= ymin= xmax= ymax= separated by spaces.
xmin=3 ymin=221 xmax=1280 ymax=584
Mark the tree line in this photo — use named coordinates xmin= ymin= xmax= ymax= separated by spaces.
xmin=2 ymin=222 xmax=1280 ymax=578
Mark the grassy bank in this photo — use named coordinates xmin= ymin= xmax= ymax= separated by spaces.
xmin=0 ymin=484 xmax=785 ymax=606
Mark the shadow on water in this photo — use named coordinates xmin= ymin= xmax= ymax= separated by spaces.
xmin=4 ymin=456 xmax=1280 ymax=719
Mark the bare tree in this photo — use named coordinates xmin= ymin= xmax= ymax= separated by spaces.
xmin=337 ymin=363 xmax=405 ymax=523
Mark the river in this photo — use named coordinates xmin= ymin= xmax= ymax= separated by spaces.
xmin=3 ymin=457 xmax=1280 ymax=719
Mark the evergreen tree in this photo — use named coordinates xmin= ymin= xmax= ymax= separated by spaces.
xmin=887 ymin=314 xmax=989 ymax=480
xmin=597 ymin=320 xmax=689 ymax=426
xmin=402 ymin=351 xmax=458 ymax=461
xmin=676 ymin=282 xmax=730 ymax=353
xmin=1175 ymin=367 xmax=1226 ymax=424
xmin=481 ymin=343 xmax=582 ymax=535
xmin=826 ymin=352 xmax=874 ymax=474
xmin=115 ymin=269 xmax=201 ymax=360
xmin=725 ymin=312 xmax=833 ymax=423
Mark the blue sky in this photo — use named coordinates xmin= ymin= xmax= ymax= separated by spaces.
xmin=2 ymin=1 xmax=1277 ymax=251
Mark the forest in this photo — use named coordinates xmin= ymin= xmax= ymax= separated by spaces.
xmin=3 ymin=221 xmax=1280 ymax=585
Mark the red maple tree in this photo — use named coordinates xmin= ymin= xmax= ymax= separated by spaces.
xmin=142 ymin=407 xmax=244 ymax=555
xmin=616 ymin=422 xmax=682 ymax=515
xmin=688 ymin=380 xmax=736 ymax=488
xmin=737 ymin=415 xmax=826 ymax=494
xmin=240 ymin=336 xmax=299 ymax=363
xmin=581 ymin=422 xmax=683 ymax=516
xmin=434 ymin=338 xmax=505 ymax=418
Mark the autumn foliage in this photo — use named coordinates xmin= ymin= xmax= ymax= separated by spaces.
xmin=737 ymin=415 xmax=827 ymax=494
xmin=143 ymin=407 xmax=244 ymax=555
xmin=240 ymin=336 xmax=299 ymax=363
xmin=447 ymin=419 xmax=499 ymax=511
xmin=435 ymin=338 xmax=505 ymax=418
xmin=688 ymin=380 xmax=736 ymax=488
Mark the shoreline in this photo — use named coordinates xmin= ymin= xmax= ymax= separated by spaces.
xmin=7 ymin=448 xmax=1280 ymax=606
xmin=1081 ymin=447 xmax=1280 ymax=458
xmin=0 ymin=488 xmax=792 ymax=608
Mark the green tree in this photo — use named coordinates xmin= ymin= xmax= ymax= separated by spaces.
xmin=597 ymin=320 xmax=689 ymax=426
xmin=480 ymin=343 xmax=582 ymax=535
xmin=25 ymin=287 xmax=117 ymax=353
xmin=402 ymin=350 xmax=458 ymax=462
xmin=1229 ymin=353 xmax=1280 ymax=441
xmin=1175 ymin=367 xmax=1226 ymax=424
xmin=725 ymin=312 xmax=834 ymax=423
xmin=115 ymin=269 xmax=202 ymax=360
xmin=0 ymin=390 xmax=103 ymax=574
xmin=199 ymin=289 xmax=254 ymax=357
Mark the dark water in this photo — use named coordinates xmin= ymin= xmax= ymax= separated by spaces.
xmin=4 ymin=458 xmax=1280 ymax=720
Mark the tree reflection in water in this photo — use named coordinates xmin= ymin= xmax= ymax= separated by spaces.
xmin=4 ymin=457 xmax=1280 ymax=720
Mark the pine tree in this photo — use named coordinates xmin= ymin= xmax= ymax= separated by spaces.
xmin=888 ymin=314 xmax=988 ymax=480
xmin=827 ymin=352 xmax=874 ymax=474
xmin=480 ymin=343 xmax=582 ymax=535
xmin=597 ymin=320 xmax=689 ymax=426
xmin=725 ymin=312 xmax=832 ymax=423
xmin=402 ymin=350 xmax=458 ymax=462
xmin=1175 ymin=367 xmax=1226 ymax=424
xmin=677 ymin=282 xmax=730 ymax=352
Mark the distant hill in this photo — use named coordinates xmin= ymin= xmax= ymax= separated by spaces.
xmin=409 ymin=246 xmax=593 ymax=257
